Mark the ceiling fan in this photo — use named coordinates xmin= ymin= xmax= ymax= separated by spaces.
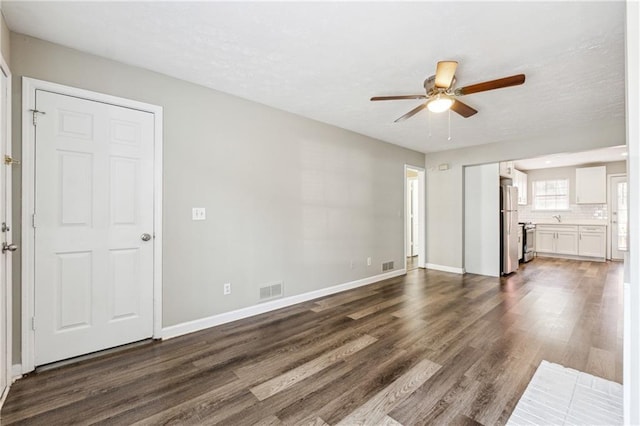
xmin=371 ymin=61 xmax=525 ymax=122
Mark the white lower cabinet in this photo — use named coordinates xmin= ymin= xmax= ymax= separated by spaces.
xmin=578 ymin=226 xmax=606 ymax=258
xmin=556 ymin=231 xmax=579 ymax=255
xmin=536 ymin=225 xmax=578 ymax=255
xmin=536 ymin=229 xmax=556 ymax=254
xmin=518 ymin=225 xmax=523 ymax=260
xmin=536 ymin=224 xmax=605 ymax=260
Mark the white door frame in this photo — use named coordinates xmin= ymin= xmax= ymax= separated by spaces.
xmin=404 ymin=165 xmax=425 ymax=269
xmin=0 ymin=54 xmax=11 ymax=405
xmin=607 ymin=173 xmax=626 ymax=260
xmin=21 ymin=78 xmax=163 ymax=374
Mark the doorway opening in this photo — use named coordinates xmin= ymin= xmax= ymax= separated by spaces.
xmin=405 ymin=166 xmax=425 ymax=271
xmin=511 ymin=145 xmax=627 ymax=263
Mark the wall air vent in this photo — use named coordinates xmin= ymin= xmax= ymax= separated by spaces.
xmin=259 ymin=281 xmax=284 ymax=301
xmin=382 ymin=261 xmax=395 ymax=271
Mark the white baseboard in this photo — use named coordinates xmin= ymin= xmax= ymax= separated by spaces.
xmin=12 ymin=364 xmax=22 ymax=380
xmin=535 ymin=253 xmax=606 ymax=262
xmin=425 ymin=263 xmax=465 ymax=274
xmin=0 ymin=384 xmax=8 ymax=410
xmin=162 ymin=269 xmax=406 ymax=340
xmin=1 ymin=364 xmax=23 ymax=409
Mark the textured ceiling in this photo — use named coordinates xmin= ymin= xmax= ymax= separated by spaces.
xmin=514 ymin=145 xmax=627 ymax=171
xmin=1 ymin=1 xmax=626 ymax=154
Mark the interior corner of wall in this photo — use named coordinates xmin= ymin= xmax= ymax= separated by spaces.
xmin=0 ymin=11 xmax=10 ymax=66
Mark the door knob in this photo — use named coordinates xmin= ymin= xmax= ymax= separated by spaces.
xmin=141 ymin=233 xmax=152 ymax=242
xmin=2 ymin=242 xmax=17 ymax=253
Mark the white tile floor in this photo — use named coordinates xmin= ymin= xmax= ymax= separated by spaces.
xmin=507 ymin=360 xmax=623 ymax=425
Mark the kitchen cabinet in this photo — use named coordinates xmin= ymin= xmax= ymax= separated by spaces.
xmin=536 ymin=225 xmax=578 ymax=255
xmin=536 ymin=224 xmax=606 ymax=260
xmin=513 ymin=169 xmax=528 ymax=205
xmin=517 ymin=225 xmax=523 ymax=260
xmin=536 ymin=228 xmax=555 ymax=254
xmin=576 ymin=166 xmax=606 ymax=204
xmin=556 ymin=230 xmax=579 ymax=255
xmin=578 ymin=225 xmax=606 ymax=258
xmin=499 ymin=161 xmax=515 ymax=179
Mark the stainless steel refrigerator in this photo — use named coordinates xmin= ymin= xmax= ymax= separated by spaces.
xmin=500 ymin=185 xmax=519 ymax=275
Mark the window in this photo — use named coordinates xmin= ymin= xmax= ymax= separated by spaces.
xmin=533 ymin=179 xmax=569 ymax=210
xmin=616 ymin=181 xmax=628 ymax=251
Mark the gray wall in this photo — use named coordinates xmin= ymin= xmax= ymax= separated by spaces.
xmin=0 ymin=13 xmax=10 ymax=65
xmin=463 ymin=163 xmax=499 ymax=277
xmin=520 ymin=161 xmax=626 ymax=205
xmin=9 ymin=34 xmax=424 ymax=361
xmin=425 ymin=122 xmax=626 ymax=270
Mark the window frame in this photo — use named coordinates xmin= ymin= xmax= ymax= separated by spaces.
xmin=531 ymin=178 xmax=570 ymax=211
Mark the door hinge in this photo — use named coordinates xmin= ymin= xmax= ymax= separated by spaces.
xmin=4 ymin=155 xmax=20 ymax=166
xmin=32 ymin=213 xmax=36 ymax=228
xmin=29 ymin=109 xmax=46 ymax=126
xmin=31 ymin=317 xmax=36 ymax=331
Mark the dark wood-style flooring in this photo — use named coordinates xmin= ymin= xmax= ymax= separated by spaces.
xmin=1 ymin=257 xmax=623 ymax=425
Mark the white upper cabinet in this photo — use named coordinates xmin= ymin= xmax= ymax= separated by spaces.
xmin=499 ymin=161 xmax=514 ymax=179
xmin=575 ymin=166 xmax=606 ymax=204
xmin=513 ymin=169 xmax=528 ymax=205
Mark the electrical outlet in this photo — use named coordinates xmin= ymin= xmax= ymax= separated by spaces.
xmin=192 ymin=207 xmax=206 ymax=221
xmin=223 ymin=283 xmax=231 ymax=295
xmin=367 ymin=257 xmax=372 ymax=266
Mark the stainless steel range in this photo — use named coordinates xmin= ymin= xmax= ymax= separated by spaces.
xmin=520 ymin=222 xmax=536 ymax=262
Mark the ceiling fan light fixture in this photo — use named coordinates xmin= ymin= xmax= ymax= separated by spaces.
xmin=427 ymin=94 xmax=454 ymax=113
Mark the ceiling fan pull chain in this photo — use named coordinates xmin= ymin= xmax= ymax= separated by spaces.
xmin=448 ymin=109 xmax=452 ymax=141
xmin=428 ymin=110 xmax=432 ymax=137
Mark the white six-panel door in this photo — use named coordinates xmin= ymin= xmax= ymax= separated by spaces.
xmin=34 ymin=90 xmax=155 ymax=366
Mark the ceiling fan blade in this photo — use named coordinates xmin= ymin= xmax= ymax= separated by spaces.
xmin=394 ymin=103 xmax=427 ymax=122
xmin=456 ymin=74 xmax=526 ymax=96
xmin=371 ymin=95 xmax=427 ymax=101
xmin=435 ymin=61 xmax=458 ymax=89
xmin=450 ymin=99 xmax=478 ymax=118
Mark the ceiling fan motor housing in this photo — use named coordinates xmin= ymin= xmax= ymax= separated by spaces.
xmin=424 ymin=75 xmax=455 ymax=96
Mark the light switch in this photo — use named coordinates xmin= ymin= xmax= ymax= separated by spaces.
xmin=192 ymin=207 xmax=206 ymax=221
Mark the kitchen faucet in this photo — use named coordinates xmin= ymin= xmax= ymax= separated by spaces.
xmin=552 ymin=215 xmax=561 ymax=223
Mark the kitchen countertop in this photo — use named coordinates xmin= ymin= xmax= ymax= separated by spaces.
xmin=531 ymin=220 xmax=608 ymax=226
